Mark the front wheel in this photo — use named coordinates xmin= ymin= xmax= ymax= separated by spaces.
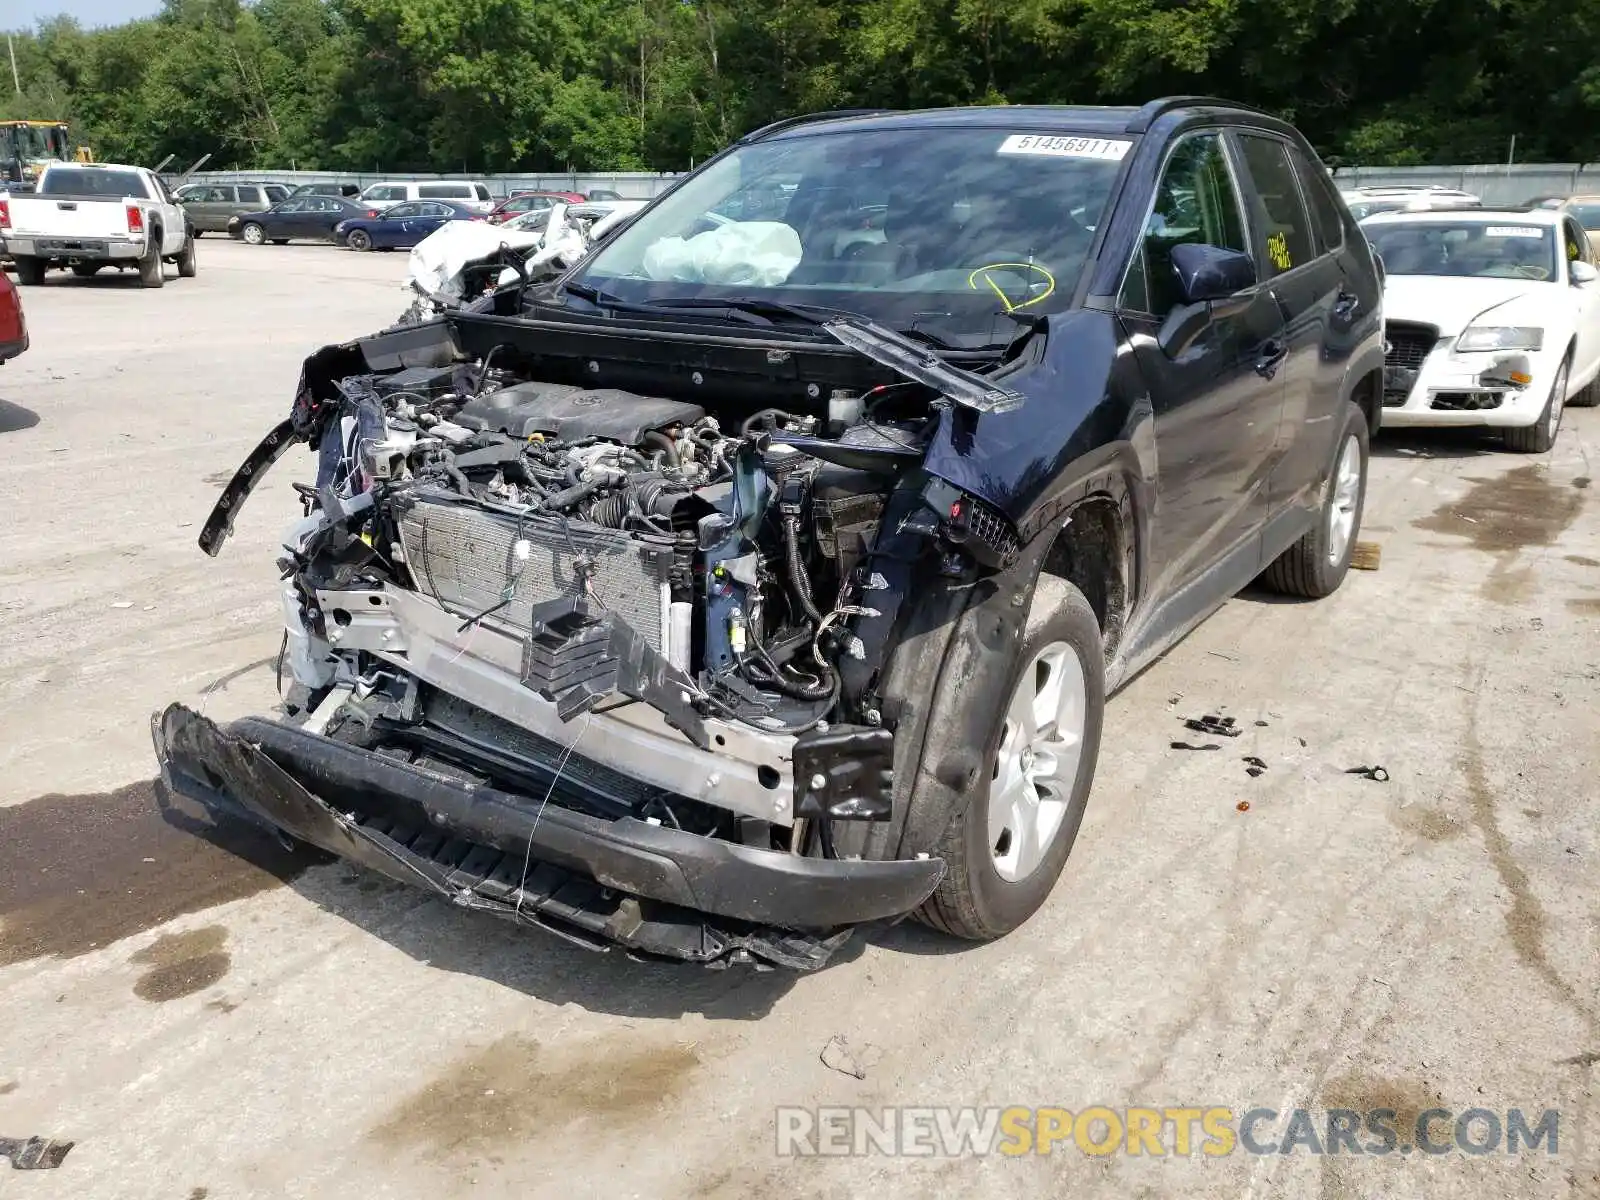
xmin=1504 ymin=358 xmax=1567 ymax=453
xmin=916 ymin=575 xmax=1105 ymax=940
xmin=241 ymin=223 xmax=265 ymax=246
xmin=1259 ymin=400 xmax=1369 ymax=598
xmin=346 ymin=229 xmax=372 ymax=252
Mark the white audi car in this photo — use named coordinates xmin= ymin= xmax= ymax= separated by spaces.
xmin=1363 ymin=208 xmax=1600 ymax=451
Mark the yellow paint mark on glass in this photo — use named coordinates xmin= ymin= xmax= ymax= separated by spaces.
xmin=968 ymin=262 xmax=1056 ymax=312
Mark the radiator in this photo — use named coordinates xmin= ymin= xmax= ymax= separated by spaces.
xmin=396 ymin=491 xmax=673 ymax=653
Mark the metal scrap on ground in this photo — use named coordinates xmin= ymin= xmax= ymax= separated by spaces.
xmin=0 ymin=1136 xmax=74 ymax=1170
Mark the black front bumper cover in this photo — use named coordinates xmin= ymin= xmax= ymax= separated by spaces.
xmin=151 ymin=704 xmax=944 ymax=970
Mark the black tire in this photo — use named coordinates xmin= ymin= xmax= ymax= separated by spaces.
xmin=346 ymin=229 xmax=372 ymax=252
xmin=1259 ymin=400 xmax=1370 ymax=598
xmin=916 ymin=575 xmax=1105 ymax=940
xmin=1504 ymin=357 xmax=1567 ymax=453
xmin=1567 ymin=369 xmax=1598 ymax=407
xmin=241 ymin=222 xmax=265 ymax=246
xmin=177 ymin=233 xmax=197 ymax=278
xmin=13 ymin=255 xmax=46 ymax=286
xmin=70 ymin=263 xmax=102 ymax=278
xmin=192 ymin=229 xmax=203 ymax=237
xmin=138 ymin=233 xmax=165 ymax=288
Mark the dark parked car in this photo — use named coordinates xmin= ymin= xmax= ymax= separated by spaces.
xmin=228 ymin=195 xmax=375 ymax=244
xmin=334 ymin=199 xmax=482 ymax=251
xmin=161 ymin=98 xmax=1384 ymax=970
xmin=174 ymin=182 xmax=290 ymax=233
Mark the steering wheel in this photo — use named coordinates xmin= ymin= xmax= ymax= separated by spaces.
xmin=967 ymin=259 xmax=1057 ymax=311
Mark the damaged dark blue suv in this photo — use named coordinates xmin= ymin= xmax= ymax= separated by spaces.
xmin=159 ymin=97 xmax=1384 ymax=969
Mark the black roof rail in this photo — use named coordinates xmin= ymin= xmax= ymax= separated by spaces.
xmin=738 ymin=109 xmax=895 ymax=144
xmin=1124 ymin=96 xmax=1270 ymax=134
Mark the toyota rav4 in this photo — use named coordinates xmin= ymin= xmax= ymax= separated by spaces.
xmin=155 ymin=98 xmax=1384 ymax=969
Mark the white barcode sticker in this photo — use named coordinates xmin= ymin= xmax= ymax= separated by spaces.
xmin=998 ymin=134 xmax=1131 ymax=161
xmin=1486 ymin=226 xmax=1544 ymax=239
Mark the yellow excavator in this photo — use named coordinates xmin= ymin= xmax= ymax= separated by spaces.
xmin=2 ymin=120 xmax=91 ymax=192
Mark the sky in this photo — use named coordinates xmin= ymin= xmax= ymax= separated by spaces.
xmin=5 ymin=0 xmax=161 ymax=30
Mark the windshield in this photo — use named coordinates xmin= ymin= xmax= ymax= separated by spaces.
xmin=1365 ymin=221 xmax=1558 ymax=280
xmin=1569 ymin=203 xmax=1600 ymax=227
xmin=40 ymin=167 xmax=146 ymax=198
xmin=574 ymin=126 xmax=1129 ymax=344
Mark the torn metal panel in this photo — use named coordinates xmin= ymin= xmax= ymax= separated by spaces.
xmin=0 ymin=1136 xmax=74 ymax=1170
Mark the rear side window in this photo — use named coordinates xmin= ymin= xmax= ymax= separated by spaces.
xmin=1236 ymin=135 xmax=1315 ymax=276
xmin=367 ymin=185 xmax=405 ymax=201
xmin=1121 ymin=131 xmax=1248 ymax=317
xmin=419 ymin=184 xmax=469 ymax=199
xmin=474 ymin=184 xmax=491 ymax=201
xmin=238 ymin=187 xmax=259 ymax=206
xmin=1290 ymin=147 xmax=1345 ymax=254
xmin=265 ymin=185 xmax=288 ymax=202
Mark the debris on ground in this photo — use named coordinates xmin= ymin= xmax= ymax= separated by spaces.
xmin=1254 ymin=720 xmax=1269 ymax=727
xmin=1184 ymin=714 xmax=1242 ymax=737
xmin=1236 ymin=801 xmax=1251 ymax=813
xmin=1296 ymin=737 xmax=1308 ymax=748
xmin=1345 ymin=765 xmax=1390 ymax=782
xmin=1243 ymin=755 xmax=1268 ymax=778
xmin=1350 ymin=541 xmax=1382 ymax=571
xmin=0 ymin=1136 xmax=74 ymax=1170
xmin=1171 ymin=741 xmax=1221 ymax=752
xmin=820 ymin=1035 xmax=868 ymax=1080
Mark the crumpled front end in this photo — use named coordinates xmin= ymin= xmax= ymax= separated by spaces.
xmin=153 ymin=700 xmax=943 ymax=969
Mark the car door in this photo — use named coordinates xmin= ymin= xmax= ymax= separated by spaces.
xmin=1561 ymin=216 xmax=1600 ymax=384
xmin=298 ymin=197 xmax=338 ymax=239
xmin=406 ymin=201 xmax=452 ymax=243
xmin=380 ymin=202 xmax=419 ymax=246
xmin=233 ymin=186 xmax=263 ymax=227
xmin=1231 ymin=132 xmax=1345 ymax=518
xmin=1117 ymin=128 xmax=1288 ymax=595
xmin=184 ymin=186 xmax=225 ymax=232
xmin=264 ymin=197 xmax=299 ymax=238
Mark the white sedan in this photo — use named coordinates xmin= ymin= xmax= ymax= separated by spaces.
xmin=1363 ymin=208 xmax=1600 ymax=452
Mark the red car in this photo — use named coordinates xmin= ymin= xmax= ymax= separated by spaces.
xmin=486 ymin=191 xmax=587 ymax=224
xmin=0 ymin=268 xmax=28 ymax=364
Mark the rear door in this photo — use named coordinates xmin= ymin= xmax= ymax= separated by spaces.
xmin=1232 ymin=132 xmax=1348 ymax=517
xmin=1117 ymin=129 xmax=1288 ymax=594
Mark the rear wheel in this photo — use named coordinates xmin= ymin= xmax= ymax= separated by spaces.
xmin=177 ymin=234 xmax=198 ymax=278
xmin=1260 ymin=400 xmax=1369 ymax=598
xmin=13 ymin=255 xmax=46 ymax=286
xmin=1504 ymin=358 xmax=1567 ymax=453
xmin=241 ymin=222 xmax=265 ymax=246
xmin=915 ymin=575 xmax=1104 ymax=940
xmin=138 ymin=233 xmax=165 ymax=288
xmin=346 ymin=228 xmax=372 ymax=252
xmin=70 ymin=263 xmax=102 ymax=278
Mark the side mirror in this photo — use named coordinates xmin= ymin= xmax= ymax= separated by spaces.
xmin=1571 ymin=260 xmax=1596 ymax=285
xmin=1171 ymin=242 xmax=1257 ymax=304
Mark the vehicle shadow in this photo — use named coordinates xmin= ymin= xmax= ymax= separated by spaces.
xmin=155 ymin=784 xmax=820 ymax=1020
xmin=1370 ymin=427 xmax=1504 ymax=459
xmin=0 ymin=398 xmax=39 ymax=433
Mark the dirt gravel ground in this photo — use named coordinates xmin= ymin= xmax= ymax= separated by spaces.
xmin=1 ymin=238 xmax=1597 ymax=1199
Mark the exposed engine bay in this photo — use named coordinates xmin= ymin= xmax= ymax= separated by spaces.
xmin=165 ymin=305 xmax=1036 ymax=968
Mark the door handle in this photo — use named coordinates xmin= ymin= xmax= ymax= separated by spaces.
xmin=1254 ymin=338 xmax=1287 ymax=379
xmin=1332 ymin=287 xmax=1361 ymax=320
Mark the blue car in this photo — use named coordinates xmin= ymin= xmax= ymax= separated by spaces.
xmin=335 ymin=199 xmax=482 ymax=251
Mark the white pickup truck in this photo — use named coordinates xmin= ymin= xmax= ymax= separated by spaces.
xmin=0 ymin=161 xmax=196 ymax=288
